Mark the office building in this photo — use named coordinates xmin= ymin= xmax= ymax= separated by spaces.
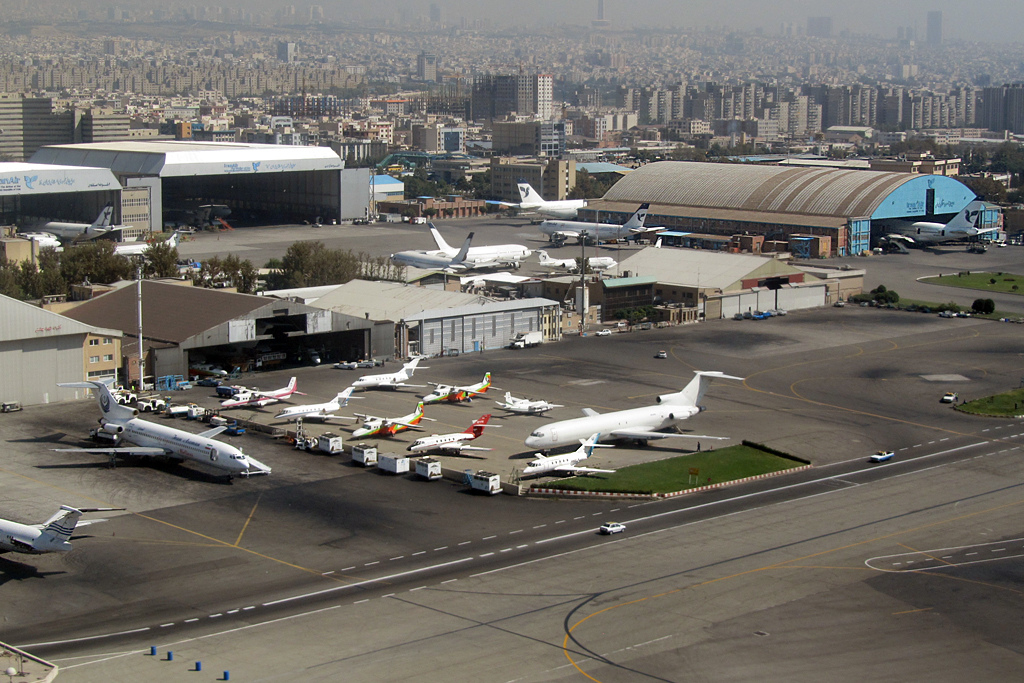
xmin=417 ymin=52 xmax=438 ymax=82
xmin=926 ymin=11 xmax=942 ymax=45
xmin=807 ymin=16 xmax=833 ymax=38
xmin=277 ymin=42 xmax=296 ymax=63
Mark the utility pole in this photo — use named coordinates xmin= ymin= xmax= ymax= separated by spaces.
xmin=136 ymin=266 xmax=145 ymax=391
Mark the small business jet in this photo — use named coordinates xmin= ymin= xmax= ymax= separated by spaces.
xmin=524 ymin=371 xmax=742 ymax=451
xmin=274 ymin=387 xmax=359 ymax=422
xmin=55 ymin=381 xmax=271 ymax=477
xmin=422 ymin=373 xmax=493 ymax=404
xmin=0 ymin=504 xmax=124 ymax=555
xmin=406 ymin=414 xmax=494 ymax=454
xmin=537 ymin=250 xmax=618 ymax=272
xmin=352 ymin=401 xmax=433 ymax=439
xmin=221 ymin=376 xmax=304 ymax=409
xmin=495 ymin=391 xmax=563 ymax=416
xmin=520 ymin=433 xmax=615 ymax=478
xmin=352 ymin=357 xmax=428 ymax=390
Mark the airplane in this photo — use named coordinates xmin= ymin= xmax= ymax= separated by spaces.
xmin=422 ymin=373 xmax=493 ymax=404
xmin=24 ymin=205 xmax=118 ymax=240
xmin=110 ymin=230 xmax=183 ymax=257
xmin=352 ymin=357 xmax=428 ymax=390
xmin=523 ymin=371 xmax=743 ymax=451
xmin=221 ymin=376 xmax=304 ymax=409
xmin=879 ymin=200 xmax=999 ymax=246
xmin=495 ymin=391 xmax=563 ymax=416
xmin=54 ymin=381 xmax=271 ymax=477
xmin=390 ymin=233 xmax=480 ymax=272
xmin=406 ymin=414 xmax=494 ymax=454
xmin=488 ymin=183 xmax=588 ymax=219
xmin=273 ymin=387 xmax=359 ymax=422
xmin=520 ymin=433 xmax=615 ymax=478
xmin=537 ymin=250 xmax=618 ymax=272
xmin=0 ymin=505 xmax=124 ymax=555
xmin=427 ymin=225 xmax=531 ymax=268
xmin=538 ymin=203 xmax=660 ymax=245
xmin=18 ymin=232 xmax=63 ymax=251
xmin=352 ymin=401 xmax=433 ymax=439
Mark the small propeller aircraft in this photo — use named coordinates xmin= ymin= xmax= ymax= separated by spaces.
xmin=352 ymin=401 xmax=434 ymax=439
xmin=422 ymin=373 xmax=493 ymax=404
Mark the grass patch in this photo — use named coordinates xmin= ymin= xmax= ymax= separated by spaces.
xmin=921 ymin=272 xmax=1024 ymax=296
xmin=859 ymin=298 xmax=1014 ymax=321
xmin=958 ymin=388 xmax=1024 ymax=417
xmin=535 ymin=442 xmax=806 ymax=495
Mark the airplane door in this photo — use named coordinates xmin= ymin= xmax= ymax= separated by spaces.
xmin=210 ymin=448 xmax=218 ymax=462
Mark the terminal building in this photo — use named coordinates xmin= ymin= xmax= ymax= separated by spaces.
xmin=583 ymin=161 xmax=983 ymax=256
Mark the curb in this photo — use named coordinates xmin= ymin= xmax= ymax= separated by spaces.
xmin=526 ymin=464 xmax=813 ymax=500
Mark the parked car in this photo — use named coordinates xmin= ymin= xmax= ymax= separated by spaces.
xmin=655 ymin=350 xmax=668 ymax=359
xmin=733 ymin=313 xmax=745 ymax=320
xmin=870 ymin=450 xmax=895 ymax=463
xmin=599 ymin=522 xmax=626 ymax=535
xmin=595 ymin=329 xmax=612 ymax=336
xmin=941 ymin=392 xmax=959 ymax=403
xmin=196 ymin=377 xmax=222 ymax=387
xmin=834 ymin=301 xmax=846 ymax=307
xmin=333 ymin=361 xmax=358 ymax=370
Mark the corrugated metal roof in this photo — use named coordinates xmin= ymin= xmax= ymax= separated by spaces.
xmin=404 ymin=297 xmax=561 ymax=323
xmin=603 ymin=161 xmax=921 ymax=219
xmin=602 ymin=276 xmax=658 ymax=288
xmin=0 ymin=294 xmax=120 ymax=342
xmin=313 ymin=280 xmax=487 ymax=322
xmin=593 ymin=200 xmax=849 ymax=229
xmin=614 ymin=248 xmax=802 ymax=290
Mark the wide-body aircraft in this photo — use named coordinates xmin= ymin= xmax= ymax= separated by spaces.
xmin=524 ymin=371 xmax=742 ymax=451
xmin=0 ymin=505 xmax=123 ymax=555
xmin=55 ymin=381 xmax=271 ymax=477
xmin=25 ymin=205 xmax=117 ymax=240
xmin=428 ymin=227 xmax=531 ymax=268
xmin=879 ymin=200 xmax=998 ymax=245
xmin=489 ymin=183 xmax=588 ymax=219
xmin=390 ymin=234 xmax=477 ymax=271
xmin=538 ymin=203 xmax=657 ymax=245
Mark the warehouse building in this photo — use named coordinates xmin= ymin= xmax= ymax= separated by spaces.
xmin=584 ymin=161 xmax=982 ymax=256
xmin=0 ymin=162 xmax=122 ymax=229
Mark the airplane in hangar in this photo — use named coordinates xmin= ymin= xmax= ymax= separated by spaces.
xmin=520 ymin=433 xmax=615 ymax=478
xmin=22 ymin=205 xmax=118 ymax=241
xmin=427 ymin=227 xmax=532 ymax=268
xmin=880 ymin=200 xmax=999 ymax=246
xmin=0 ymin=505 xmax=124 ymax=555
xmin=422 ymin=373 xmax=493 ymax=404
xmin=406 ymin=414 xmax=494 ymax=454
xmin=352 ymin=401 xmax=433 ymax=439
xmin=495 ymin=392 xmax=563 ymax=416
xmin=523 ymin=371 xmax=742 ymax=451
xmin=487 ymin=183 xmax=589 ymax=220
xmin=538 ymin=203 xmax=660 ymax=245
xmin=274 ymin=387 xmax=359 ymax=421
xmin=352 ymin=357 xmax=429 ymax=390
xmin=537 ymin=250 xmax=618 ymax=272
xmin=54 ymin=381 xmax=271 ymax=477
xmin=221 ymin=376 xmax=304 ymax=409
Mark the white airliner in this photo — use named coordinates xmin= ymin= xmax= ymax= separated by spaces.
xmin=490 ymin=183 xmax=588 ymax=219
xmin=537 ymin=250 xmax=618 ymax=272
xmin=352 ymin=401 xmax=432 ymax=439
xmin=0 ymin=505 xmax=124 ymax=555
xmin=427 ymin=226 xmax=531 ymax=268
xmin=880 ymin=200 xmax=998 ymax=245
xmin=352 ymin=357 xmax=428 ymax=390
xmin=274 ymin=387 xmax=359 ymax=421
xmin=495 ymin=391 xmax=563 ymax=416
xmin=18 ymin=232 xmax=63 ymax=250
xmin=390 ymin=233 xmax=478 ymax=271
xmin=538 ymin=203 xmax=658 ymax=245
xmin=111 ymin=230 xmax=183 ymax=256
xmin=55 ymin=381 xmax=271 ymax=477
xmin=221 ymin=376 xmax=304 ymax=409
xmin=26 ymin=205 xmax=117 ymax=240
xmin=423 ymin=373 xmax=493 ymax=404
xmin=520 ymin=433 xmax=615 ymax=478
xmin=523 ymin=371 xmax=742 ymax=451
xmin=406 ymin=414 xmax=494 ymax=454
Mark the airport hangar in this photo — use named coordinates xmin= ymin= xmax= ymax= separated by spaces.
xmin=0 ymin=162 xmax=124 ymax=229
xmin=28 ymin=141 xmax=366 ymax=231
xmin=580 ymin=160 xmax=989 ymax=256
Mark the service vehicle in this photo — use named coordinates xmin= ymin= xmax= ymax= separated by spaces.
xmin=870 ymin=450 xmax=895 ymax=463
xmin=655 ymin=350 xmax=668 ymax=359
xmin=351 ymin=444 xmax=378 ymax=467
xmin=196 ymin=377 xmax=222 ymax=387
xmin=136 ymin=396 xmax=167 ymax=412
xmin=510 ymin=331 xmax=543 ymax=349
xmin=599 ymin=522 xmax=626 ymax=535
xmin=941 ymin=392 xmax=959 ymax=403
xmin=464 ymin=469 xmax=501 ymax=495
xmin=415 ymin=457 xmax=443 ymax=480
xmin=595 ymin=329 xmax=612 ymax=336
xmin=1 ymin=401 xmax=23 ymax=413
xmin=378 ymin=454 xmax=411 ymax=474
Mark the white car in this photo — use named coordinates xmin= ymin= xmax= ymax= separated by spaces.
xmin=941 ymin=392 xmax=958 ymax=404
xmin=599 ymin=522 xmax=626 ymax=535
xmin=595 ymin=329 xmax=612 ymax=337
xmin=870 ymin=451 xmax=894 ymax=463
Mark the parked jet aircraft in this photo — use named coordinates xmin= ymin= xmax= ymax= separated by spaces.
xmin=880 ymin=200 xmax=999 ymax=245
xmin=352 ymin=357 xmax=428 ymax=390
xmin=428 ymin=226 xmax=531 ymax=268
xmin=488 ymin=183 xmax=588 ymax=219
xmin=352 ymin=401 xmax=432 ymax=439
xmin=537 ymin=250 xmax=618 ymax=272
xmin=523 ymin=371 xmax=742 ymax=451
xmin=18 ymin=232 xmax=63 ymax=250
xmin=221 ymin=377 xmax=303 ymax=409
xmin=390 ymin=234 xmax=478 ymax=271
xmin=274 ymin=387 xmax=359 ymax=421
xmin=495 ymin=391 xmax=563 ymax=415
xmin=406 ymin=414 xmax=493 ymax=454
xmin=422 ymin=373 xmax=493 ymax=404
xmin=111 ymin=230 xmax=183 ymax=257
xmin=55 ymin=381 xmax=271 ymax=477
xmin=538 ymin=203 xmax=658 ymax=244
xmin=0 ymin=505 xmax=124 ymax=555
xmin=520 ymin=433 xmax=615 ymax=478
xmin=26 ymin=205 xmax=117 ymax=240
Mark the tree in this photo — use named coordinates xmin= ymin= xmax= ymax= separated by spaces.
xmin=972 ymin=298 xmax=996 ymax=314
xmin=144 ymin=241 xmax=180 ymax=278
xmin=957 ymin=175 xmax=1007 ymax=204
xmin=59 ymin=242 xmax=133 ymax=286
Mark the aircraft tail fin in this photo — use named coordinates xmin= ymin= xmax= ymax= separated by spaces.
xmin=285 ymin=376 xmax=297 ymax=394
xmin=623 ymin=203 xmax=650 ymax=230
xmin=517 ymin=183 xmax=544 ymax=205
xmin=403 ymin=357 xmax=423 ymax=376
xmin=659 ymin=371 xmax=744 ymax=408
xmin=91 ymin=205 xmax=114 ymax=229
xmin=948 ymin=200 xmax=990 ymax=234
xmin=453 ymin=233 xmax=474 ymax=263
xmin=42 ymin=505 xmax=85 ymax=542
xmin=466 ymin=413 xmax=491 ymax=436
xmin=336 ymin=387 xmax=356 ymax=406
xmin=429 ymin=225 xmax=454 ymax=253
xmin=58 ymin=380 xmax=136 ymax=423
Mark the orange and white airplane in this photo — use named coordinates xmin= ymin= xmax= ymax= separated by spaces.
xmin=221 ymin=376 xmax=304 ymax=409
xmin=406 ymin=414 xmax=494 ymax=454
xmin=352 ymin=401 xmax=433 ymax=439
xmin=422 ymin=373 xmax=492 ymax=404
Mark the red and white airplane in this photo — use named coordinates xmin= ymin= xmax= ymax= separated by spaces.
xmin=221 ymin=376 xmax=304 ymax=409
xmin=406 ymin=414 xmax=494 ymax=454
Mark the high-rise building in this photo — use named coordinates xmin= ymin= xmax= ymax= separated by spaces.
xmin=471 ymin=74 xmax=553 ymax=121
xmin=429 ymin=3 xmax=442 ymax=24
xmin=593 ymin=0 xmax=611 ymax=28
xmin=806 ymin=16 xmax=833 ymax=38
xmin=277 ymin=42 xmax=296 ymax=63
xmin=926 ymin=11 xmax=942 ymax=45
xmin=417 ymin=52 xmax=438 ymax=82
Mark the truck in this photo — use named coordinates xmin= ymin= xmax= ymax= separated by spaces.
xmin=415 ymin=457 xmax=443 ymax=481
xmin=510 ymin=331 xmax=543 ymax=349
xmin=378 ymin=454 xmax=411 ymax=474
xmin=464 ymin=469 xmax=501 ymax=495
xmin=318 ymin=432 xmax=344 ymax=455
xmin=351 ymin=443 xmax=378 ymax=467
xmin=136 ymin=395 xmax=167 ymax=413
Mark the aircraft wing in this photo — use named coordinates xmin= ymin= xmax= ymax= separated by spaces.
xmin=581 ymin=408 xmax=601 ymax=417
xmin=440 ymin=443 xmax=493 ymax=453
xmin=198 ymin=426 xmax=228 ymax=439
xmin=884 ymin=233 xmax=915 ymax=243
xmin=555 ymin=465 xmax=616 ymax=474
xmin=391 ymin=383 xmax=428 ymax=388
xmin=607 ymin=429 xmax=730 ymax=441
xmin=552 ymin=230 xmax=581 ymax=240
xmin=628 ymin=226 xmax=663 ymax=234
xmin=52 ymin=446 xmax=170 ymax=456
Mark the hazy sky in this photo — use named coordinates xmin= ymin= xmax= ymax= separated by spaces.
xmin=300 ymin=0 xmax=1024 ymax=42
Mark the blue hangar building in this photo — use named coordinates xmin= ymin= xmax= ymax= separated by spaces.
xmin=580 ymin=161 xmax=996 ymax=256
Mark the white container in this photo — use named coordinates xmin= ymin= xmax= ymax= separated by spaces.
xmin=352 ymin=443 xmax=378 ymax=466
xmin=415 ymin=457 xmax=442 ymax=481
xmin=378 ymin=454 xmax=410 ymax=474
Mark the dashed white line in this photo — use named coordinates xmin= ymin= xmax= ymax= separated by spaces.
xmin=242 ymin=606 xmax=255 ymax=611
xmin=382 ymin=593 xmax=396 ymax=598
xmin=227 ymin=610 xmax=239 ymax=614
xmin=993 ymin=548 xmax=1007 ymax=552
xmin=209 ymin=614 xmax=223 ymax=619
xmin=390 ymin=556 xmax=404 ymax=561
xmin=458 ymin=541 xmax=471 ymax=546
xmin=941 ymin=556 xmax=953 ymax=559
xmin=574 ymin=516 xmax=585 ymax=520
xmin=592 ymin=513 xmax=603 ymax=516
xmin=365 ymin=561 xmax=379 ymax=566
xmin=500 ymin=548 xmax=512 ymax=553
xmin=342 ymin=567 xmax=355 ymax=572
xmin=441 ymin=579 xmax=458 ymax=584
xmin=533 ymin=524 xmax=547 ymax=529
xmin=555 ymin=520 xmax=565 ymax=524
xmin=480 ymin=552 xmax=494 ymax=557
xmin=354 ymin=599 xmax=369 ymax=604
xmin=322 ymin=571 xmax=335 ymax=575
xmin=610 ymin=508 xmax=620 ymax=512
xmin=409 ymin=586 xmax=426 ymax=592
xmin=483 ymin=535 xmax=497 ymax=540
xmin=509 ymin=530 xmax=523 ymax=534
xmin=184 ymin=618 xmax=199 ymax=623
xmin=412 ymin=551 xmax=426 ymax=556
xmin=939 ymin=438 xmax=950 ymax=442
xmin=159 ymin=623 xmax=174 ymax=628
xmin=517 ymin=544 xmax=528 ymax=549
xmin=966 ymin=552 xmax=978 ymax=556
xmin=434 ymin=546 xmax=448 ymax=551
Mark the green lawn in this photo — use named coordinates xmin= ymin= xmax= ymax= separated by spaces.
xmin=959 ymin=388 xmax=1024 ymax=417
xmin=534 ymin=444 xmax=806 ymax=495
xmin=921 ymin=272 xmax=1024 ymax=296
